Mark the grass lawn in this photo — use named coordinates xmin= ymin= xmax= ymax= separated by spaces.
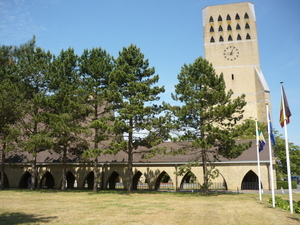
xmin=1 ymin=190 xmax=300 ymax=225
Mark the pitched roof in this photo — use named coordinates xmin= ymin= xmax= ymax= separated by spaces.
xmin=5 ymin=139 xmax=272 ymax=164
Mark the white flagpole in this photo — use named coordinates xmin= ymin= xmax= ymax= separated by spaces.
xmin=266 ymin=104 xmax=275 ymax=208
xmin=280 ymin=82 xmax=293 ymax=213
xmin=255 ymin=119 xmax=262 ymax=201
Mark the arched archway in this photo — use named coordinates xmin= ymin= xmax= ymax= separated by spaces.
xmin=180 ymin=171 xmax=200 ymax=190
xmin=155 ymin=171 xmax=173 ymax=191
xmin=40 ymin=171 xmax=55 ymax=189
xmin=84 ymin=171 xmax=94 ymax=189
xmin=132 ymin=171 xmax=149 ymax=190
xmin=214 ymin=172 xmax=228 ymax=191
xmin=19 ymin=171 xmax=31 ymax=189
xmin=0 ymin=172 xmax=9 ymax=188
xmin=241 ymin=170 xmax=262 ymax=190
xmin=106 ymin=171 xmax=124 ymax=190
xmin=66 ymin=171 xmax=75 ymax=189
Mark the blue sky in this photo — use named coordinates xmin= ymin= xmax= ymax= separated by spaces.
xmin=1 ymin=0 xmax=300 ymax=145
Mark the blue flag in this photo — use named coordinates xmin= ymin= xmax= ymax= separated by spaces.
xmin=269 ymin=112 xmax=276 ymax=146
xmin=257 ymin=124 xmax=266 ymax=152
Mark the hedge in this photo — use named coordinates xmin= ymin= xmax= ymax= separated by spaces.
xmin=276 ymin=181 xmax=297 ymax=189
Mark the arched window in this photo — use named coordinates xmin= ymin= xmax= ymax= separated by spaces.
xmin=245 ymin=23 xmax=250 ymax=29
xmin=209 ymin=16 xmax=214 ymax=22
xmin=228 ymin=35 xmax=233 ymax=41
xmin=237 ymin=34 xmax=242 ymax=40
xmin=246 ymin=33 xmax=251 ymax=39
xmin=235 ymin=13 xmax=240 ymax=20
xmin=244 ymin=12 xmax=249 ymax=19
xmin=236 ymin=24 xmax=241 ymax=30
xmin=226 ymin=14 xmax=231 ymax=21
xmin=210 ymin=26 xmax=214 ymax=32
xmin=219 ymin=35 xmax=224 ymax=42
xmin=210 ymin=37 xmax=215 ymax=43
xmin=218 ymin=15 xmax=222 ymax=21
xmin=218 ymin=25 xmax=223 ymax=31
xmin=227 ymin=25 xmax=232 ymax=31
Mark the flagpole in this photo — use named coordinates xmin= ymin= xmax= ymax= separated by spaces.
xmin=266 ymin=104 xmax=275 ymax=208
xmin=255 ymin=119 xmax=262 ymax=201
xmin=280 ymin=82 xmax=293 ymax=213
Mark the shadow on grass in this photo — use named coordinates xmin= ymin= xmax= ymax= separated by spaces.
xmin=287 ymin=215 xmax=300 ymax=222
xmin=85 ymin=190 xmax=243 ymax=197
xmin=0 ymin=212 xmax=57 ymax=224
xmin=2 ymin=188 xmax=243 ymax=197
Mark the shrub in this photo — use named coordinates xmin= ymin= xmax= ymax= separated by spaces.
xmin=276 ymin=181 xmax=297 ymax=189
xmin=269 ymin=196 xmax=300 ymax=213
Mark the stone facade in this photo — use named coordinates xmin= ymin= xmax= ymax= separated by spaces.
xmin=202 ymin=2 xmax=271 ymax=123
xmin=2 ymin=140 xmax=276 ymax=191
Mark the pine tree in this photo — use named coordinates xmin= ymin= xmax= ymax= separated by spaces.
xmin=17 ymin=46 xmax=53 ymax=190
xmin=171 ymin=57 xmax=251 ymax=193
xmin=46 ymin=48 xmax=90 ymax=190
xmin=79 ymin=47 xmax=114 ymax=191
xmin=0 ymin=38 xmax=35 ymax=190
xmin=109 ymin=44 xmax=167 ymax=191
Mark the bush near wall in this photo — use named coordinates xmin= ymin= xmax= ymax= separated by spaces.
xmin=269 ymin=196 xmax=300 ymax=213
xmin=276 ymin=181 xmax=297 ymax=189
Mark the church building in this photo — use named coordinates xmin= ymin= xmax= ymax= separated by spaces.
xmin=1 ymin=2 xmax=275 ymax=192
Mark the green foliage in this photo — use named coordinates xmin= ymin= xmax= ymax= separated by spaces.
xmin=44 ymin=48 xmax=90 ymax=190
xmin=0 ymin=37 xmax=36 ymax=190
xmin=79 ymin=47 xmax=114 ymax=145
xmin=0 ymin=36 xmax=35 ymax=67
xmin=110 ymin=44 xmax=167 ymax=145
xmin=46 ymin=48 xmax=90 ymax=151
xmin=16 ymin=46 xmax=54 ymax=156
xmin=79 ymin=47 xmax=115 ymax=191
xmin=273 ymin=133 xmax=300 ymax=176
xmin=269 ymin=196 xmax=300 ymax=213
xmin=108 ymin=44 xmax=168 ymax=191
xmin=170 ymin=56 xmax=250 ymax=193
xmin=234 ymin=119 xmax=267 ymax=140
xmin=0 ymin=79 xmax=25 ymax=145
xmin=276 ymin=181 xmax=297 ymax=189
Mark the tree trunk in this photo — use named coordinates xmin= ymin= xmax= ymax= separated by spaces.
xmin=101 ymin=164 xmax=105 ymax=190
xmin=127 ymin=152 xmax=133 ymax=192
xmin=127 ymin=126 xmax=133 ymax=192
xmin=93 ymin=156 xmax=98 ymax=192
xmin=61 ymin=146 xmax=67 ymax=191
xmin=31 ymin=154 xmax=37 ymax=190
xmin=0 ymin=144 xmax=5 ymax=190
xmin=202 ymin=149 xmax=209 ymax=193
xmin=93 ymin=103 xmax=98 ymax=192
xmin=31 ymin=117 xmax=38 ymax=190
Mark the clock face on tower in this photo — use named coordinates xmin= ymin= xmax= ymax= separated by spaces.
xmin=223 ymin=46 xmax=239 ymax=61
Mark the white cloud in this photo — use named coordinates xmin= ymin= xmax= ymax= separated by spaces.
xmin=0 ymin=0 xmax=45 ymax=45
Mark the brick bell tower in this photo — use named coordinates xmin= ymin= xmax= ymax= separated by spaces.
xmin=202 ymin=2 xmax=270 ymax=123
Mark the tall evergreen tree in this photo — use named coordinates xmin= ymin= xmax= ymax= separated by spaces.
xmin=79 ymin=47 xmax=114 ymax=191
xmin=0 ymin=79 xmax=24 ymax=190
xmin=171 ymin=56 xmax=251 ymax=193
xmin=17 ymin=46 xmax=53 ymax=190
xmin=46 ymin=48 xmax=89 ymax=190
xmin=0 ymin=38 xmax=35 ymax=190
xmin=109 ymin=44 xmax=167 ymax=192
